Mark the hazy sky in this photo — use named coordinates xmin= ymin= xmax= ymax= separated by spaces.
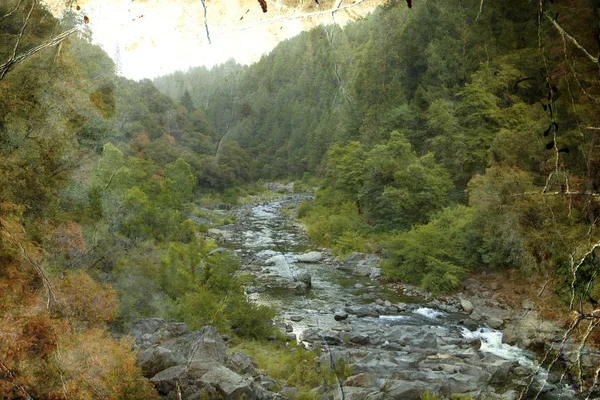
xmin=42 ymin=0 xmax=385 ymax=80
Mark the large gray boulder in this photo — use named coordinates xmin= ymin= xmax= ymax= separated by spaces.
xmin=161 ymin=326 xmax=226 ymax=365
xmin=150 ymin=365 xmax=187 ymax=395
xmin=200 ymin=366 xmax=276 ymax=400
xmin=344 ymin=305 xmax=379 ymax=318
xmin=137 ymin=346 xmax=185 ymax=377
xmin=226 ymin=351 xmax=259 ymax=377
xmin=295 ymin=251 xmax=323 ymax=263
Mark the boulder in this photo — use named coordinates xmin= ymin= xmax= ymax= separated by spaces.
xmin=295 ymin=271 xmax=312 ymax=287
xmin=460 ymin=298 xmax=474 ymax=314
xmin=137 ymin=346 xmax=185 ymax=378
xmin=199 ymin=366 xmax=256 ymax=399
xmin=334 ymin=311 xmax=349 ymax=321
xmin=344 ymin=305 xmax=379 ymax=318
xmin=131 ymin=318 xmax=165 ymax=341
xmin=343 ymin=252 xmax=366 ymax=265
xmin=161 ymin=326 xmax=226 ymax=365
xmin=354 ymin=255 xmax=379 ymax=276
xmin=350 ymin=334 xmax=370 ymax=345
xmin=295 ymin=251 xmax=323 ymax=263
xmin=150 ymin=365 xmax=187 ymax=395
xmin=486 ymin=317 xmax=504 ymax=329
xmin=344 ymin=373 xmax=374 ymax=388
xmin=226 ymin=351 xmax=259 ymax=377
xmin=369 ymin=268 xmax=381 ymax=279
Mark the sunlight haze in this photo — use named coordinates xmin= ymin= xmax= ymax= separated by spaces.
xmin=42 ymin=0 xmax=385 ymax=80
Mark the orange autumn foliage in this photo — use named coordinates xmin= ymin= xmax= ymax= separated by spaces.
xmin=56 ymin=270 xmax=117 ymax=327
xmin=0 ymin=208 xmax=157 ymax=399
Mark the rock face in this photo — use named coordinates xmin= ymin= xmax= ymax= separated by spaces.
xmin=131 ymin=319 xmax=279 ymax=399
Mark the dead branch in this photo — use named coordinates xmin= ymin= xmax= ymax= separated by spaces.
xmin=0 ymin=27 xmax=78 ymax=79
xmin=544 ymin=12 xmax=599 ymax=65
xmin=1 ymin=0 xmax=24 ymax=20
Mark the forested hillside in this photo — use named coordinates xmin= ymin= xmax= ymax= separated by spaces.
xmin=0 ymin=2 xmax=273 ymax=397
xmin=155 ymin=0 xmax=600 ymax=298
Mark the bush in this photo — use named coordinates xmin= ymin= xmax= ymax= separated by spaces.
xmin=296 ymin=200 xmax=312 ymax=219
xmin=234 ymin=342 xmax=347 ymax=396
xmin=383 ymin=205 xmax=480 ymax=294
xmin=332 ymin=230 xmax=368 ymax=258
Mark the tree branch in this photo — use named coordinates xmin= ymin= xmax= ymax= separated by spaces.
xmin=200 ymin=0 xmax=211 ymax=45
xmin=1 ymin=0 xmax=24 ymax=20
xmin=0 ymin=27 xmax=78 ymax=79
xmin=544 ymin=11 xmax=599 ymax=65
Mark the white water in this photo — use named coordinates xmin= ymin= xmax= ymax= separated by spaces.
xmin=413 ymin=307 xmax=446 ymax=319
xmin=460 ymin=326 xmax=549 ymax=382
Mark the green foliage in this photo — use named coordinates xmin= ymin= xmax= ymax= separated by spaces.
xmin=383 ymin=205 xmax=479 ymax=294
xmin=234 ymin=341 xmax=349 ymax=396
xmin=332 ymin=230 xmax=368 ymax=258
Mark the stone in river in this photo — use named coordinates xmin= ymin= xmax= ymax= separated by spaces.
xmin=295 ymin=251 xmax=323 ymax=263
xmin=334 ymin=311 xmax=349 ymax=321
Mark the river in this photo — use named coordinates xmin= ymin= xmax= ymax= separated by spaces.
xmin=213 ymin=195 xmax=577 ymax=400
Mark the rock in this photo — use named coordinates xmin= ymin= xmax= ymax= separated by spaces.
xmin=344 ymin=305 xmax=379 ymax=318
xmin=460 ymin=298 xmax=474 ymax=314
xmin=386 ymin=380 xmax=442 ymax=400
xmin=165 ymin=321 xmax=190 ymax=337
xmin=383 ymin=300 xmax=392 ymax=307
xmin=300 ymin=328 xmax=342 ymax=345
xmin=295 ymin=271 xmax=312 ymax=287
xmin=290 ymin=315 xmax=304 ymax=322
xmin=385 ymin=306 xmax=399 ymax=314
xmin=441 ymin=373 xmax=481 ymax=394
xmin=208 ymin=247 xmax=232 ymax=256
xmin=334 ymin=311 xmax=349 ymax=321
xmin=354 ymin=283 xmax=365 ymax=289
xmin=522 ymin=299 xmax=534 ymax=310
xmin=285 ymin=333 xmax=297 ymax=341
xmin=150 ymin=365 xmax=187 ymax=395
xmin=486 ymin=316 xmax=504 ymax=329
xmin=396 ymin=303 xmax=407 ymax=311
xmin=161 ymin=326 xmax=226 ymax=365
xmin=226 ymin=351 xmax=259 ymax=377
xmin=280 ymin=387 xmax=299 ymax=399
xmin=369 ymin=268 xmax=381 ymax=279
xmin=487 ymin=359 xmax=519 ymax=384
xmin=208 ymin=228 xmax=233 ymax=241
xmin=245 ymin=286 xmax=267 ymax=294
xmin=350 ymin=334 xmax=370 ymax=345
xmin=344 ymin=373 xmax=373 ymax=388
xmin=295 ymin=251 xmax=323 ymax=263
xmin=343 ymin=252 xmax=366 ymax=265
xmin=137 ymin=346 xmax=185 ymax=378
xmin=375 ymin=299 xmax=384 ymax=306
xmin=131 ymin=318 xmax=165 ymax=340
xmin=354 ymin=255 xmax=380 ymax=276
xmin=335 ymin=387 xmax=379 ymax=400
xmin=200 ymin=365 xmax=258 ymax=399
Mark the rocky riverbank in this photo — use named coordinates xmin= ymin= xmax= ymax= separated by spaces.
xmin=193 ymin=195 xmax=583 ymax=399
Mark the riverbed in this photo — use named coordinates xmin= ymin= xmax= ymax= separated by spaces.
xmin=212 ymin=196 xmax=577 ymax=400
